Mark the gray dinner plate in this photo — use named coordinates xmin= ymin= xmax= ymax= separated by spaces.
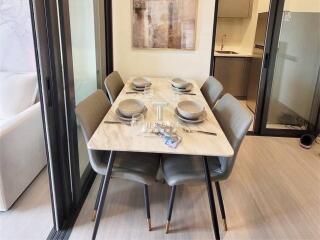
xmin=118 ymin=99 xmax=145 ymax=117
xmin=116 ymin=107 xmax=147 ymax=122
xmin=175 ymin=108 xmax=206 ymax=124
xmin=132 ymin=77 xmax=151 ymax=88
xmin=171 ymin=83 xmax=193 ymax=92
xmin=171 ymin=78 xmax=189 ymax=89
xmin=130 ymin=83 xmax=151 ymax=91
xmin=177 ymin=100 xmax=205 ymax=120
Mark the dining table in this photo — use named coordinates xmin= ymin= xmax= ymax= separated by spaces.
xmin=87 ymin=77 xmax=234 ymax=239
xmin=88 ymin=77 xmax=233 ymax=157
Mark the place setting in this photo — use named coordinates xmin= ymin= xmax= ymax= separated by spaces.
xmin=171 ymin=78 xmax=196 ymax=95
xmin=105 ymin=96 xmax=216 ymax=142
xmin=174 ymin=100 xmax=216 ymax=136
xmin=104 ymin=98 xmax=147 ymax=126
xmin=175 ymin=100 xmax=207 ymax=124
xmin=126 ymin=77 xmax=152 ymax=94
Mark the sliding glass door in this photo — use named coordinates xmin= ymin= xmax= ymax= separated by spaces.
xmin=63 ymin=0 xmax=99 ymax=198
xmin=260 ymin=0 xmax=320 ymax=136
xmin=30 ymin=0 xmax=112 ymax=236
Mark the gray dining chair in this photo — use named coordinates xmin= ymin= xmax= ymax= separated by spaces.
xmin=162 ymin=94 xmax=253 ymax=240
xmin=201 ymin=76 xmax=224 ymax=110
xmin=104 ymin=71 xmax=124 ymax=104
xmin=75 ymin=90 xmax=160 ymax=239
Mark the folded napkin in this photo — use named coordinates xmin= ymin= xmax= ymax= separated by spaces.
xmin=164 ymin=135 xmax=182 ymax=148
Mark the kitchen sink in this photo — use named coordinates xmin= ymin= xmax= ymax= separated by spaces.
xmin=216 ymin=50 xmax=238 ymax=54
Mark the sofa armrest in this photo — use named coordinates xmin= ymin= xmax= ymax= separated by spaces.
xmin=0 ymin=103 xmax=47 ymax=211
xmin=0 ymin=102 xmax=42 ymax=136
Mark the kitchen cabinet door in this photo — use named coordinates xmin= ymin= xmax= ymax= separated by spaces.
xmin=214 ymin=57 xmax=251 ymax=98
xmin=218 ymin=0 xmax=252 ymax=18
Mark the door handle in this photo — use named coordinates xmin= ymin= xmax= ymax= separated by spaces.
xmin=263 ymin=53 xmax=270 ymax=69
xmin=46 ymin=76 xmax=53 ymax=107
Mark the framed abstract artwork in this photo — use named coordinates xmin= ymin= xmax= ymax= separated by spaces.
xmin=132 ymin=0 xmax=198 ymax=50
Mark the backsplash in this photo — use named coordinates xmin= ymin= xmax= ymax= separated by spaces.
xmin=0 ymin=0 xmax=36 ymax=72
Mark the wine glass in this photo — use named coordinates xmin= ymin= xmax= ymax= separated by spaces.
xmin=143 ymin=87 xmax=153 ymax=100
xmin=131 ymin=113 xmax=145 ymax=135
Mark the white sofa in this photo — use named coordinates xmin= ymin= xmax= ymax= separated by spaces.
xmin=0 ymin=72 xmax=47 ymax=211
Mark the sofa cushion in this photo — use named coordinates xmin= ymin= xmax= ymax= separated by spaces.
xmin=0 ymin=72 xmax=38 ymax=119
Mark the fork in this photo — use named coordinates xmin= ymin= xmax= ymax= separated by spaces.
xmin=177 ymin=93 xmax=196 ymax=96
xmin=104 ymin=120 xmax=130 ymax=126
xmin=181 ymin=127 xmax=217 ymax=136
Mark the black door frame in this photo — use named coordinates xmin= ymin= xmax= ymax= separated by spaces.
xmin=209 ymin=0 xmax=281 ymax=135
xmin=30 ymin=0 xmax=113 ymax=239
xmin=30 ymin=0 xmax=74 ymax=232
xmin=253 ymin=0 xmax=284 ymax=136
xmin=209 ymin=0 xmax=220 ymax=76
xmin=259 ymin=0 xmax=320 ymax=137
xmin=210 ymin=0 xmax=319 ymax=137
xmin=105 ymin=0 xmax=114 ymax=76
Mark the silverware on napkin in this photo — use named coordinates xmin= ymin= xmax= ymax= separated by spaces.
xmin=126 ymin=91 xmax=139 ymax=94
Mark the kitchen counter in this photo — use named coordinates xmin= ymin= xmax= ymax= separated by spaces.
xmin=214 ymin=49 xmax=253 ymax=58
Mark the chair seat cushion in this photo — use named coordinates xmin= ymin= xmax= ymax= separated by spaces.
xmin=162 ymin=154 xmax=224 ymax=186
xmin=95 ymin=152 xmax=160 ymax=185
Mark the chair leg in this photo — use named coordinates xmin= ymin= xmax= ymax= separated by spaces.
xmin=92 ymin=151 xmax=115 ymax=240
xmin=215 ymin=182 xmax=228 ymax=231
xmin=165 ymin=185 xmax=176 ymax=234
xmin=144 ymin=184 xmax=152 ymax=231
xmin=203 ymin=156 xmax=220 ymax=240
xmin=91 ymin=176 xmax=106 ymax=221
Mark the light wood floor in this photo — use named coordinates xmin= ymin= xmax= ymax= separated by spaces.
xmin=70 ymin=136 xmax=320 ymax=240
xmin=0 ymin=168 xmax=52 ymax=240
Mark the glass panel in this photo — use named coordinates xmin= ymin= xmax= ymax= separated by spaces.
xmin=266 ymin=0 xmax=320 ymax=130
xmin=68 ymin=0 xmax=98 ymax=176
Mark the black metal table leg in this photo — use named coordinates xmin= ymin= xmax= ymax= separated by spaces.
xmin=165 ymin=185 xmax=176 ymax=234
xmin=144 ymin=184 xmax=152 ymax=231
xmin=203 ymin=156 xmax=220 ymax=240
xmin=92 ymin=175 xmax=106 ymax=221
xmin=215 ymin=181 xmax=227 ymax=231
xmin=92 ymin=151 xmax=115 ymax=240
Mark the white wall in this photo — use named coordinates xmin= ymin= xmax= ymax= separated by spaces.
xmin=284 ymin=0 xmax=320 ymax=12
xmin=257 ymin=0 xmax=320 ymax=14
xmin=0 ymin=0 xmax=36 ymax=72
xmin=112 ymin=0 xmax=215 ymax=86
xmin=215 ymin=0 xmax=264 ymax=53
xmin=258 ymin=0 xmax=270 ymax=13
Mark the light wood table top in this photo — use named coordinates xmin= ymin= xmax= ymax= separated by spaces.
xmin=88 ymin=77 xmax=234 ymax=157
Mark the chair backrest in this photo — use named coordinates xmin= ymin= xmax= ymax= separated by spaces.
xmin=104 ymin=71 xmax=124 ymax=104
xmin=201 ymin=76 xmax=223 ymax=110
xmin=75 ymin=90 xmax=111 ymax=172
xmin=213 ymin=94 xmax=253 ymax=179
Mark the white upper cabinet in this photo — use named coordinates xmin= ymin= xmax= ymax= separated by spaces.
xmin=218 ymin=0 xmax=253 ymax=18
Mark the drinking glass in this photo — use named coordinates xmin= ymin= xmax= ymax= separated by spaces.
xmin=170 ymin=89 xmax=180 ymax=103
xmin=131 ymin=113 xmax=145 ymax=135
xmin=143 ymin=87 xmax=153 ymax=100
xmin=152 ymin=101 xmax=168 ymax=123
